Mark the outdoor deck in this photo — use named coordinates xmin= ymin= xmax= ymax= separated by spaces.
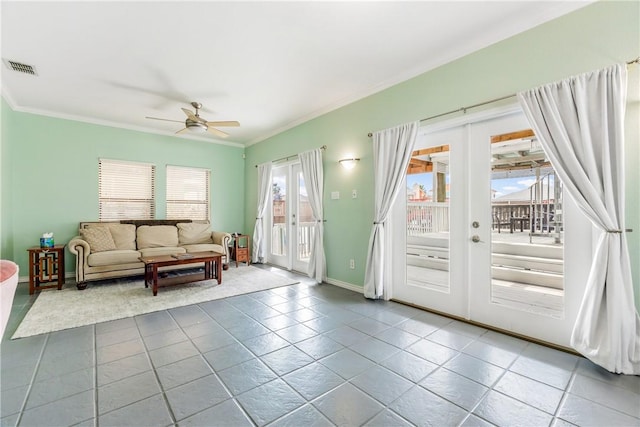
xmin=407 ymin=228 xmax=564 ymax=318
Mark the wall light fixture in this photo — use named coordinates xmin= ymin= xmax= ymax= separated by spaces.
xmin=339 ymin=158 xmax=360 ymax=170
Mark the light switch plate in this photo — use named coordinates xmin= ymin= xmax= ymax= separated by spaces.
xmin=352 ymin=189 xmax=357 ymax=199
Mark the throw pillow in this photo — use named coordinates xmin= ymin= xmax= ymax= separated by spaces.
xmin=80 ymin=227 xmax=117 ymax=253
xmin=177 ymin=222 xmax=213 ymax=245
xmin=107 ymin=224 xmax=136 ymax=250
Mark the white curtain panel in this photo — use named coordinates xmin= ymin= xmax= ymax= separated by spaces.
xmin=364 ymin=122 xmax=419 ymax=299
xmin=298 ymin=148 xmax=326 ymax=283
xmin=252 ymin=162 xmax=272 ymax=263
xmin=518 ymin=64 xmax=639 ymax=374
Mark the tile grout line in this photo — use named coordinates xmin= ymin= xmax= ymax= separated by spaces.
xmin=97 ymin=314 xmax=185 ymax=423
xmin=222 ymin=283 xmax=344 ymax=426
xmin=14 ymin=333 xmax=49 ymax=427
xmin=460 ymin=331 xmax=529 ymax=426
xmin=228 ymin=289 xmax=316 ymax=426
xmin=552 ymin=359 xmax=580 ymax=424
xmin=170 ymin=301 xmax=259 ymax=426
xmin=93 ymin=323 xmax=99 ymax=427
xmin=142 ymin=308 xmax=181 ymax=426
xmin=559 ymin=361 xmax=640 ymax=422
xmin=323 ymin=308 xmax=457 ymax=426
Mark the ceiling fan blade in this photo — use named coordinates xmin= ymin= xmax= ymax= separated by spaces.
xmin=181 ymin=108 xmax=198 ymax=121
xmin=146 ymin=116 xmax=184 ymax=124
xmin=207 ymin=127 xmax=229 ymax=138
xmin=175 ymin=128 xmax=189 ymax=135
xmin=206 ymin=120 xmax=240 ymax=127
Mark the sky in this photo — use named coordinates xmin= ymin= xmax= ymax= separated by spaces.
xmin=407 ymin=173 xmax=540 ymax=199
xmin=272 ymin=171 xmax=307 ymax=200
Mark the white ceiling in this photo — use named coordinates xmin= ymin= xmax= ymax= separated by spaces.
xmin=1 ymin=1 xmax=592 ymax=147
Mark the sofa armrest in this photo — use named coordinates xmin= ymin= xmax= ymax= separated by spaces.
xmin=68 ymin=236 xmax=90 ymax=283
xmin=211 ymin=231 xmax=232 ymax=263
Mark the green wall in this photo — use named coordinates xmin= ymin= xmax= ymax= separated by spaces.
xmin=1 ymin=103 xmax=245 ymax=275
xmin=244 ymin=1 xmax=640 ymax=305
xmin=1 ymin=99 xmax=15 ymax=261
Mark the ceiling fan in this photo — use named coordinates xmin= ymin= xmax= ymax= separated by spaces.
xmin=146 ymin=102 xmax=239 ymax=138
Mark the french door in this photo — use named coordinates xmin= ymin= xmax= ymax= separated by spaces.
xmin=391 ymin=106 xmax=592 ymax=348
xmin=268 ymin=162 xmax=312 ymax=273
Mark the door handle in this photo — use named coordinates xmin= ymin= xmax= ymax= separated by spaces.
xmin=471 ymin=235 xmax=481 ymax=243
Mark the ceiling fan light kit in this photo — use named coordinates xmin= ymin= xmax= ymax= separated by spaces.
xmin=146 ymin=101 xmax=240 ymax=138
xmin=186 ymin=121 xmax=208 ymax=133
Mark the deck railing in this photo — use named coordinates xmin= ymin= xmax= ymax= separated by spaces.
xmin=271 ymin=223 xmax=314 ymax=261
xmin=297 ymin=222 xmax=314 ymax=261
xmin=407 ymin=202 xmax=450 ymax=235
xmin=271 ymin=223 xmax=287 ymax=256
xmin=530 ymin=172 xmax=563 ymax=243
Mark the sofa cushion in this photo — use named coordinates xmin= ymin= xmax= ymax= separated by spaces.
xmin=87 ymin=249 xmax=141 ymax=267
xmin=137 ymin=225 xmax=179 ymax=249
xmin=181 ymin=243 xmax=225 ymax=255
xmin=138 ymin=247 xmax=186 ymax=257
xmin=177 ymin=222 xmax=213 ymax=245
xmin=107 ymin=224 xmax=136 ymax=250
xmin=80 ymin=227 xmax=117 ymax=253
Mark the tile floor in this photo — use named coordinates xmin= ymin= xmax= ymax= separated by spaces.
xmin=1 ymin=266 xmax=639 ymax=427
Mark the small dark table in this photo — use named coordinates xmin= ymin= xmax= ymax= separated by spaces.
xmin=510 ymin=217 xmax=530 ymax=233
xmin=138 ymin=251 xmax=223 ymax=296
xmin=27 ymin=244 xmax=66 ymax=295
xmin=230 ymin=234 xmax=251 ymax=267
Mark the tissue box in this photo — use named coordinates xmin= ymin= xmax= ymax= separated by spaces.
xmin=40 ymin=237 xmax=54 ymax=248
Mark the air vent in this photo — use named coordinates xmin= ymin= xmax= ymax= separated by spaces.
xmin=3 ymin=59 xmax=37 ymax=76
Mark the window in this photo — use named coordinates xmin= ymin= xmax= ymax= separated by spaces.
xmin=99 ymin=159 xmax=155 ymax=220
xmin=166 ymin=165 xmax=210 ymax=220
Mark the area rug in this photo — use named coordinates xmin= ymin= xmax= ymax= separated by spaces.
xmin=12 ymin=266 xmax=298 ymax=339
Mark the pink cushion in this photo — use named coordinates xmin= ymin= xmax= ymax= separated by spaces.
xmin=0 ymin=260 xmax=18 ymax=283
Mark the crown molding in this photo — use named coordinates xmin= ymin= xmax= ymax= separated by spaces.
xmin=1 ymin=95 xmax=244 ymax=149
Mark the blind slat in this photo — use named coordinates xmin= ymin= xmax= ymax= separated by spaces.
xmin=166 ymin=165 xmax=210 ymax=220
xmin=99 ymin=159 xmax=155 ymax=220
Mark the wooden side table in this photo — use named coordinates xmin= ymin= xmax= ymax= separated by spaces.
xmin=27 ymin=244 xmax=66 ymax=295
xmin=232 ymin=234 xmax=251 ymax=267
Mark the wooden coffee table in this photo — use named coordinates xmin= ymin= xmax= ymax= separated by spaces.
xmin=138 ymin=251 xmax=224 ymax=296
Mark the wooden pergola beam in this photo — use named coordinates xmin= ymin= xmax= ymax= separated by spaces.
xmin=412 ymin=145 xmax=450 ymax=157
xmin=408 ymin=129 xmax=537 ymax=174
xmin=492 ymin=161 xmax=551 ymax=172
xmin=490 ymin=129 xmax=535 ymax=143
xmin=407 ymin=158 xmax=433 ymax=175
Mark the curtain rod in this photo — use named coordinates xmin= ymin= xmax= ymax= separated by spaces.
xmin=366 ymin=94 xmax=516 ymax=137
xmin=255 ymin=145 xmax=327 ymax=167
xmin=367 ymin=56 xmax=640 ymax=138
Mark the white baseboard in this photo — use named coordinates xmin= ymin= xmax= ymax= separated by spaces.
xmin=325 ymin=277 xmax=363 ymax=294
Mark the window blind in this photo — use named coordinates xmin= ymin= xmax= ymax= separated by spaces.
xmin=166 ymin=165 xmax=210 ymax=220
xmin=99 ymin=159 xmax=155 ymax=220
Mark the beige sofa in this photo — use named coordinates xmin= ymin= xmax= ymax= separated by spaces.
xmin=69 ymin=220 xmax=231 ymax=289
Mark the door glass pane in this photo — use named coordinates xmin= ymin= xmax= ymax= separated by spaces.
xmin=297 ymin=171 xmax=314 ymax=263
xmin=271 ymin=167 xmax=287 ymax=257
xmin=406 ymin=143 xmax=450 ymax=293
xmin=490 ymin=132 xmax=564 ymax=317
